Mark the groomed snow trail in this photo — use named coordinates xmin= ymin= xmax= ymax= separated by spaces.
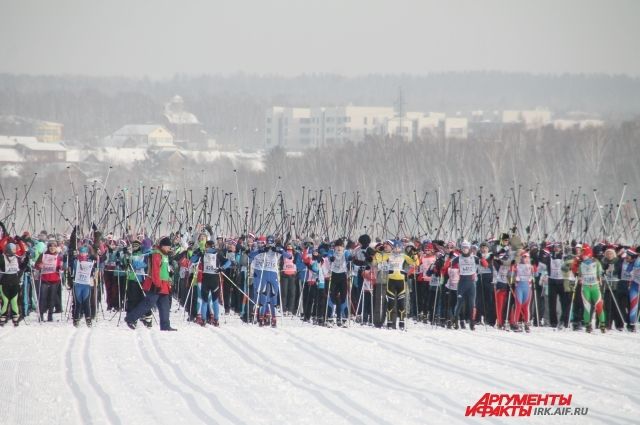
xmin=1 ymin=310 xmax=637 ymax=425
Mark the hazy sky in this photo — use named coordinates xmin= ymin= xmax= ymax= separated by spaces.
xmin=1 ymin=0 xmax=639 ymax=78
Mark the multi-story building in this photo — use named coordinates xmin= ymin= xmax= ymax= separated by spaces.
xmin=265 ymin=106 xmax=396 ymax=149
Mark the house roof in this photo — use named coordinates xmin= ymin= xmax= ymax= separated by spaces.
xmin=113 ymin=124 xmax=170 ymax=136
xmin=0 ymin=136 xmax=18 ymax=147
xmin=17 ymin=138 xmax=66 ymax=151
xmin=0 ymin=148 xmax=25 ymax=162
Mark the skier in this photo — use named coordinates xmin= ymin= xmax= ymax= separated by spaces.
xmin=124 ymin=239 xmax=152 ymax=327
xmin=576 ymin=244 xmax=605 ymax=333
xmin=192 ymin=240 xmax=230 ymax=326
xmin=280 ymin=242 xmax=298 ymax=315
xmin=451 ymin=241 xmax=488 ymax=330
xmin=0 ymin=241 xmax=28 ymax=326
xmin=126 ymin=237 xmax=177 ymax=331
xmin=34 ymin=240 xmax=63 ymax=321
xmin=510 ymin=251 xmax=534 ymax=332
xmin=415 ymin=241 xmax=436 ymax=322
xmin=601 ymin=246 xmax=625 ymax=331
xmin=475 ymin=241 xmax=496 ymax=326
xmin=251 ymin=235 xmax=291 ymax=327
xmin=328 ymin=239 xmax=352 ymax=327
xmin=493 ymin=249 xmax=513 ymax=330
xmin=378 ymin=240 xmax=418 ymax=330
xmin=71 ymin=245 xmax=96 ymax=327
xmin=628 ymin=248 xmax=640 ymax=331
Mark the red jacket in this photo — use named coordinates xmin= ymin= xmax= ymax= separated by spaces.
xmin=35 ymin=253 xmax=63 ymax=284
xmin=142 ymin=251 xmax=171 ymax=295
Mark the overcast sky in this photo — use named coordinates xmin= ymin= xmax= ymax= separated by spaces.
xmin=1 ymin=0 xmax=638 ymax=78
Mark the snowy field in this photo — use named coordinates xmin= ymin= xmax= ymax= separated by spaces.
xmin=1 ymin=309 xmax=638 ymax=425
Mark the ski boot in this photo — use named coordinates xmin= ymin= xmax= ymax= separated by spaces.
xmin=258 ymin=315 xmax=266 ymax=327
xmin=469 ymin=321 xmax=475 ymax=331
xmin=585 ymin=324 xmax=593 ymax=333
xmin=47 ymin=313 xmax=53 ymax=322
xmin=125 ymin=320 xmax=136 ymax=330
xmin=460 ymin=320 xmax=466 ymax=330
xmin=387 ymin=321 xmax=396 ymax=330
xmin=195 ymin=314 xmax=205 ymax=326
xmin=73 ymin=319 xmax=80 ymax=327
xmin=398 ymin=321 xmax=405 ymax=331
xmin=208 ymin=315 xmax=219 ymax=327
xmin=453 ymin=318 xmax=459 ymax=330
xmin=12 ymin=314 xmax=20 ymax=327
xmin=142 ymin=315 xmax=153 ymax=328
xmin=86 ymin=318 xmax=92 ymax=328
xmin=0 ymin=315 xmax=7 ymax=327
xmin=628 ymin=324 xmax=636 ymax=333
xmin=271 ymin=317 xmax=277 ymax=328
xmin=510 ymin=323 xmax=522 ymax=332
xmin=600 ymin=323 xmax=606 ymax=334
xmin=524 ymin=323 xmax=531 ymax=333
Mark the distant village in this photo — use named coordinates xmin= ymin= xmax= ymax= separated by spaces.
xmin=0 ymin=94 xmax=606 ymax=173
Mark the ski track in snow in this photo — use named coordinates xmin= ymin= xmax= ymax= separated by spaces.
xmin=1 ymin=310 xmax=639 ymax=425
xmin=147 ymin=331 xmax=246 ymax=424
xmin=137 ymin=330 xmax=217 ymax=424
xmin=217 ymin=327 xmax=378 ymax=425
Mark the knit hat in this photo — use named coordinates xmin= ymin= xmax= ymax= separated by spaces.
xmin=159 ymin=237 xmax=171 ymax=247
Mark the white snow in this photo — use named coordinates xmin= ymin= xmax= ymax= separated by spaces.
xmin=1 ymin=307 xmax=638 ymax=425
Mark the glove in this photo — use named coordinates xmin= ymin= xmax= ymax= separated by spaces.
xmin=270 ymin=246 xmax=277 ymax=252
xmin=329 ymin=256 xmax=335 ymax=262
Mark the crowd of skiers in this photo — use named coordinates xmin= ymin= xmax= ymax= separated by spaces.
xmin=1 ymin=219 xmax=639 ymax=334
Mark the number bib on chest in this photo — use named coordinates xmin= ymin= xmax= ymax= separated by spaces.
xmin=459 ymin=256 xmax=476 ymax=276
xmin=3 ymin=255 xmax=19 ymax=274
xmin=42 ymin=254 xmax=58 ymax=275
xmin=203 ymin=253 xmax=218 ymax=274
xmin=75 ymin=260 xmax=94 ymax=286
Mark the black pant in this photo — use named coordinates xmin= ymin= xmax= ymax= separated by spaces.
xmin=454 ymin=279 xmax=476 ymax=321
xmin=605 ymin=284 xmax=629 ymax=329
xmin=221 ymin=270 xmax=233 ymax=312
xmin=39 ymin=282 xmax=58 ymax=317
xmin=475 ymin=273 xmax=495 ymax=325
xmin=571 ymin=283 xmax=584 ymax=325
xmin=547 ymin=281 xmax=571 ymax=327
xmin=280 ymin=273 xmax=297 ymax=314
xmin=530 ymin=279 xmax=544 ymax=326
xmin=330 ymin=273 xmax=348 ymax=320
xmin=416 ymin=282 xmax=429 ymax=317
xmin=386 ymin=279 xmax=407 ymax=324
xmin=126 ymin=279 xmax=144 ymax=312
xmin=202 ymin=274 xmax=221 ymax=311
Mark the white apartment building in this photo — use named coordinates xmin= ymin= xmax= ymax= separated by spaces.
xmin=502 ymin=108 xmax=552 ymax=129
xmin=265 ymin=106 xmax=395 ymax=149
xmin=445 ymin=117 xmax=469 ymax=139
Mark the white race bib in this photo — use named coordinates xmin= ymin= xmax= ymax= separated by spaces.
xmin=75 ymin=260 xmax=94 ymax=286
xmin=42 ymin=254 xmax=58 ymax=275
xmin=203 ymin=253 xmax=218 ymax=274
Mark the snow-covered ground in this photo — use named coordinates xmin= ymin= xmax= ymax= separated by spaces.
xmin=1 ymin=308 xmax=638 ymax=425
